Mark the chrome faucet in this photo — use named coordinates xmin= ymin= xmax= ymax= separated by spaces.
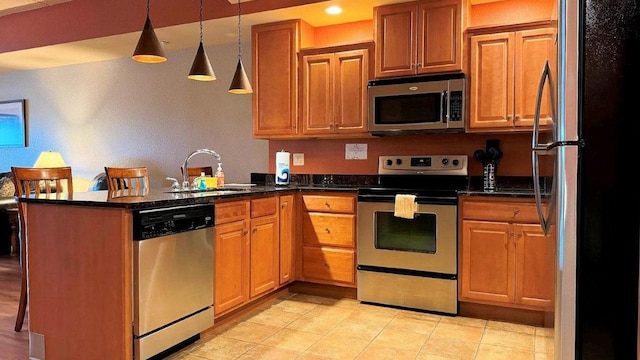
xmin=181 ymin=149 xmax=221 ymax=190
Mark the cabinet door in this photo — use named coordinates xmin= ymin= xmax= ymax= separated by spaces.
xmin=252 ymin=21 xmax=300 ymax=137
xmin=469 ymin=32 xmax=515 ymax=129
xmin=214 ymin=220 xmax=249 ymax=316
xmin=334 ymin=49 xmax=369 ymax=134
xmin=514 ymin=27 xmax=557 ymax=128
xmin=374 ymin=2 xmax=418 ymax=78
xmin=417 ymin=0 xmax=461 ymax=74
xmin=301 ymin=53 xmax=334 ymax=135
xmin=460 ymin=220 xmax=515 ymax=304
xmin=279 ymin=195 xmax=295 ymax=285
xmin=515 ymin=223 xmax=555 ymax=309
xmin=249 ymin=214 xmax=279 ymax=298
xmin=302 ymin=246 xmax=355 ymax=286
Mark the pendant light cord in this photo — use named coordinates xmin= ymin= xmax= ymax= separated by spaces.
xmin=199 ymin=0 xmax=204 ymax=43
xmin=237 ymin=0 xmax=242 ymax=60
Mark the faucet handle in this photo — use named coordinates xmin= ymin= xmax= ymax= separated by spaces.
xmin=166 ymin=177 xmax=180 ymax=190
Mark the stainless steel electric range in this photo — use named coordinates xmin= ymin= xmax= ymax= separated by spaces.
xmin=357 ymin=155 xmax=468 ymax=315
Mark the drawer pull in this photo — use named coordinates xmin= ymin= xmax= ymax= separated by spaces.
xmin=513 ymin=209 xmax=520 ymax=216
xmin=324 ymin=202 xmax=331 ymax=208
xmin=324 ymin=262 xmax=329 ymax=268
xmin=324 ymin=228 xmax=331 ymax=234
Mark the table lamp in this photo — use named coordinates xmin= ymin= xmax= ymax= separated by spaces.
xmin=33 ymin=151 xmax=67 ymax=193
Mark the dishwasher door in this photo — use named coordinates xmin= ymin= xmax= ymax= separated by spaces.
xmin=133 ymin=204 xmax=215 ymax=360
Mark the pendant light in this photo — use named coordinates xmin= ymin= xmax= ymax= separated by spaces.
xmin=132 ymin=0 xmax=167 ymax=63
xmin=228 ymin=0 xmax=253 ymax=94
xmin=188 ymin=0 xmax=216 ymax=81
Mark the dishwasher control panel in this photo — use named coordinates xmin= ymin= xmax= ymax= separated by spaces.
xmin=132 ymin=203 xmax=214 ymax=240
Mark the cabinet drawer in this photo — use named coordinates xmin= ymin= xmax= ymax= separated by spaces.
xmin=251 ymin=196 xmax=278 ymax=218
xmin=215 ymin=200 xmax=249 ymax=225
xmin=302 ymin=212 xmax=355 ymax=247
xmin=462 ymin=200 xmax=544 ymax=223
xmin=302 ymin=194 xmax=355 ymax=213
xmin=302 ymin=246 xmax=355 ymax=285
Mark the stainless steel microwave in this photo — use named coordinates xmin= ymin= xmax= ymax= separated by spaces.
xmin=367 ymin=74 xmax=465 ymax=135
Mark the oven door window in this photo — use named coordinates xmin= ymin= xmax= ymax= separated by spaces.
xmin=375 ymin=92 xmax=442 ymax=125
xmin=374 ymin=211 xmax=436 ymax=253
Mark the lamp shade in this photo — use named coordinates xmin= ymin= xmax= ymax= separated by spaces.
xmin=228 ymin=59 xmax=253 ymax=94
xmin=33 ymin=151 xmax=66 ymax=168
xmin=132 ymin=16 xmax=167 ymax=63
xmin=188 ymin=42 xmax=216 ymax=81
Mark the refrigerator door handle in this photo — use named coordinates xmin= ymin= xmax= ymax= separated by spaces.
xmin=531 ymin=60 xmax=555 ymax=235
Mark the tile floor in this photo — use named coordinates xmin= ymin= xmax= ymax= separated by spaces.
xmin=167 ymin=293 xmax=554 ymax=360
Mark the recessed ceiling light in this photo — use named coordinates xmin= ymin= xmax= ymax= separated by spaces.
xmin=325 ymin=5 xmax=342 ymax=15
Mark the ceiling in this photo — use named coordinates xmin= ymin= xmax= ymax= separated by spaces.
xmin=0 ymin=0 xmax=410 ymax=76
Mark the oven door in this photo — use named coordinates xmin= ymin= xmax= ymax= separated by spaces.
xmin=357 ymin=200 xmax=457 ymax=275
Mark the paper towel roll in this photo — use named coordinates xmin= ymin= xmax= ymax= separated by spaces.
xmin=276 ymin=151 xmax=290 ymax=185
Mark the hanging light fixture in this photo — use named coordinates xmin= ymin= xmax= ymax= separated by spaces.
xmin=228 ymin=0 xmax=253 ymax=94
xmin=132 ymin=0 xmax=167 ymax=63
xmin=188 ymin=0 xmax=216 ymax=81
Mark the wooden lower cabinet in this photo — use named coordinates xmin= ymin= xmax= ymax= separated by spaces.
xmin=279 ymin=194 xmax=295 ymax=285
xmin=459 ymin=197 xmax=555 ymax=310
xmin=214 ymin=196 xmax=284 ymax=317
xmin=300 ymin=193 xmax=357 ymax=287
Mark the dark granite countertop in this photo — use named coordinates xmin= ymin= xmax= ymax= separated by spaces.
xmin=17 ymin=174 xmax=547 ymax=209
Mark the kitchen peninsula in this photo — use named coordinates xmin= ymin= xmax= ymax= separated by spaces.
xmin=18 ymin=186 xmax=295 ymax=360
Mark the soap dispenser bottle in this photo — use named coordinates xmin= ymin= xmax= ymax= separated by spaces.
xmin=198 ymin=172 xmax=207 ymax=190
xmin=215 ymin=163 xmax=225 ymax=188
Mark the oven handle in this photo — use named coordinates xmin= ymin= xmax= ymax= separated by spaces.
xmin=357 ymin=194 xmax=457 ymax=206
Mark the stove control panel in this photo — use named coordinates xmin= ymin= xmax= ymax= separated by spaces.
xmin=379 ymin=155 xmax=468 ymax=175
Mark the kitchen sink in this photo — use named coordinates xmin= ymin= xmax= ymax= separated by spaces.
xmin=163 ymin=188 xmax=250 ymax=194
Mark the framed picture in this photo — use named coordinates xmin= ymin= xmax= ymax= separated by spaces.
xmin=0 ymin=99 xmax=27 ymax=148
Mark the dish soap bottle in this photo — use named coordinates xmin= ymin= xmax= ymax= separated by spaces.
xmin=215 ymin=163 xmax=225 ymax=188
xmin=198 ymin=172 xmax=207 ymax=190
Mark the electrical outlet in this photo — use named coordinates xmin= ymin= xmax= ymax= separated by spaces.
xmin=293 ymin=153 xmax=304 ymax=166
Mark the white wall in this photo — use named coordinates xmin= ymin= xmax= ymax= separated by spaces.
xmin=0 ymin=41 xmax=268 ymax=190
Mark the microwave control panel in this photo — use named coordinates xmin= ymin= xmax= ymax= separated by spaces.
xmin=448 ymin=91 xmax=463 ymax=122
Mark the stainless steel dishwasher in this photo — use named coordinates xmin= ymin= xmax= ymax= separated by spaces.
xmin=132 ymin=203 xmax=215 ymax=360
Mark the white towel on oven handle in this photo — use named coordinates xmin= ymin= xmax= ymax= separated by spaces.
xmin=394 ymin=194 xmax=417 ymax=219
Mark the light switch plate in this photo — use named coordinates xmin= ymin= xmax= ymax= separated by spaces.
xmin=30 ymin=332 xmax=45 ymax=359
xmin=293 ymin=153 xmax=304 ymax=166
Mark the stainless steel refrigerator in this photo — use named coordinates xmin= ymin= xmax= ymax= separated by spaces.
xmin=534 ymin=0 xmax=640 ymax=358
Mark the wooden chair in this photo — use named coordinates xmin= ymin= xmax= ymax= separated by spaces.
xmin=11 ymin=166 xmax=73 ymax=332
xmin=104 ymin=167 xmax=149 ymax=196
xmin=185 ymin=166 xmax=213 ymax=183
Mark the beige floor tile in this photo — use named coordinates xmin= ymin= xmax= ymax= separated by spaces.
xmin=418 ymin=337 xmax=479 ymax=359
xmin=355 ymin=344 xmax=418 ymax=360
xmin=188 ymin=337 xmax=256 ymax=359
xmin=296 ymin=353 xmax=338 ymax=360
xmin=344 ymin=308 xmax=397 ymax=327
xmin=487 ymin=320 xmax=536 ymax=335
xmin=439 ymin=315 xmax=487 ymax=328
xmin=271 ymin=299 xmax=319 ymax=314
xmin=219 ymin=321 xmax=282 ymax=343
xmin=398 ymin=310 xmax=444 ymax=322
xmin=286 ymin=313 xmax=344 ymax=334
xmin=385 ymin=315 xmax=438 ymax=335
xmin=235 ymin=344 xmax=300 ymax=360
xmin=475 ymin=343 xmax=535 ymax=360
xmin=331 ymin=298 xmax=363 ymax=309
xmin=357 ymin=303 xmax=402 ymax=318
xmin=246 ymin=306 xmax=304 ymax=327
xmin=261 ymin=328 xmax=323 ymax=352
xmin=430 ymin=322 xmax=485 ymax=343
xmin=481 ymin=328 xmax=535 ymax=352
xmin=536 ymin=327 xmax=554 ymax=337
xmin=416 ymin=353 xmax=467 ymax=360
xmin=535 ymin=332 xmax=555 ymax=355
xmin=304 ymin=335 xmax=370 ymax=360
xmin=326 ymin=319 xmax=386 ymax=342
xmin=306 ymin=304 xmax=357 ymax=320
xmin=369 ymin=327 xmax=428 ymax=351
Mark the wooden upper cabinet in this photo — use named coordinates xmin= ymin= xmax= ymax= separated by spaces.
xmin=468 ymin=26 xmax=557 ymax=131
xmin=300 ymin=43 xmax=372 ymax=137
xmin=252 ymin=20 xmax=312 ymax=138
xmin=374 ymin=0 xmax=462 ymax=78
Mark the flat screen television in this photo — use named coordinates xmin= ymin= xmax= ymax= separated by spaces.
xmin=0 ymin=99 xmax=26 ymax=148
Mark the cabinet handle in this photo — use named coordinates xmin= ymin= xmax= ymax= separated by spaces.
xmin=243 ymin=229 xmax=248 ymax=236
xmin=515 ymin=114 xmax=521 ymax=120
xmin=324 ymin=202 xmax=330 ymax=208
xmin=281 ymin=203 xmax=286 ymax=209
xmin=324 ymin=262 xmax=329 ymax=268
xmin=324 ymin=228 xmax=331 ymax=234
xmin=252 ymin=228 xmax=257 ymax=234
xmin=513 ymin=208 xmax=520 ymax=217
